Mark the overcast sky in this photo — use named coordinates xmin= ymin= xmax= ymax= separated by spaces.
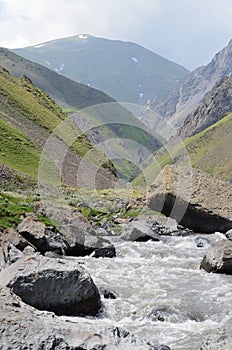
xmin=0 ymin=0 xmax=231 ymax=70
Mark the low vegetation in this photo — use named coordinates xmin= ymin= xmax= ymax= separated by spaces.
xmin=134 ymin=112 xmax=232 ymax=186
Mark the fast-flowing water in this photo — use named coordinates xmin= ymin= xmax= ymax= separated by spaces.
xmin=76 ymin=232 xmax=232 ymax=350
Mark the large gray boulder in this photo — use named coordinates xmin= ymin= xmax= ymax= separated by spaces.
xmin=147 ymin=165 xmax=232 ymax=233
xmin=121 ymin=220 xmax=160 ymax=242
xmin=17 ymin=218 xmax=66 ymax=255
xmin=34 ymin=201 xmax=116 ymax=258
xmin=0 ymin=255 xmax=101 ymax=316
xmin=200 ymin=239 xmax=232 ymax=274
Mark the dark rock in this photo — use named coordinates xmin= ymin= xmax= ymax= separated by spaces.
xmin=200 ymin=240 xmax=232 ymax=274
xmin=150 ymin=309 xmax=166 ymax=322
xmin=110 ymin=327 xmax=135 ymax=345
xmin=152 ymin=221 xmax=193 ymax=237
xmin=38 ymin=336 xmax=85 ymax=349
xmin=122 ymin=220 xmax=160 ymax=242
xmin=195 ymin=236 xmax=211 ymax=248
xmin=92 ymin=242 xmax=116 ymax=258
xmin=35 ymin=201 xmax=116 ymax=258
xmin=3 ymin=255 xmax=101 ymax=316
xmin=17 ymin=218 xmax=65 ymax=255
xmin=225 ymin=229 xmax=232 ymax=240
xmin=100 ymin=288 xmax=117 ymax=299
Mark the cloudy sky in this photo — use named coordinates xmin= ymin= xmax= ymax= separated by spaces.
xmin=0 ymin=0 xmax=231 ymax=70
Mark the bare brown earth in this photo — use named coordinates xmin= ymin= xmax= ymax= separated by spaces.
xmin=147 ymin=165 xmax=232 ymax=233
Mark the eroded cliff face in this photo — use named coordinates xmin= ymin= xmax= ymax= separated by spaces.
xmin=147 ymin=39 xmax=232 ymax=131
xmin=147 ymin=165 xmax=232 ymax=233
xmin=178 ymin=74 xmax=232 ymax=138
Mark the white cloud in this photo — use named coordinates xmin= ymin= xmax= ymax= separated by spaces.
xmin=0 ymin=0 xmax=231 ymax=69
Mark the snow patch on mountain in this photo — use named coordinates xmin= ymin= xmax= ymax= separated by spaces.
xmin=78 ymin=34 xmax=88 ymax=40
xmin=132 ymin=57 xmax=138 ymax=63
xmin=34 ymin=44 xmax=45 ymax=48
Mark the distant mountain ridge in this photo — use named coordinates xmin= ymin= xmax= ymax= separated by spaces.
xmin=11 ymin=34 xmax=189 ymax=105
xmin=147 ymin=39 xmax=232 ymax=131
xmin=0 ymin=47 xmax=114 ymax=111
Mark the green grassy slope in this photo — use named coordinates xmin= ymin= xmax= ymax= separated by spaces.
xmin=134 ymin=112 xmax=232 ymax=186
xmin=72 ymin=101 xmax=163 ymax=180
xmin=0 ymin=48 xmax=165 ymax=180
xmin=12 ymin=35 xmax=189 ymax=104
xmin=0 ymin=66 xmax=116 ymax=185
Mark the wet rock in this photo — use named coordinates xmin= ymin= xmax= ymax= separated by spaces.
xmin=1 ymin=255 xmax=101 ymax=316
xmin=92 ymin=241 xmax=116 ymax=258
xmin=152 ymin=220 xmax=193 ymax=237
xmin=122 ymin=220 xmax=160 ymax=242
xmin=37 ymin=336 xmax=84 ymax=349
xmin=150 ymin=310 xmax=165 ymax=322
xmin=150 ymin=309 xmax=166 ymax=322
xmin=64 ymin=230 xmax=116 ymax=258
xmin=225 ymin=228 xmax=232 ymax=240
xmin=200 ymin=239 xmax=232 ymax=274
xmin=195 ymin=236 xmax=211 ymax=248
xmin=100 ymin=288 xmax=117 ymax=299
xmin=147 ymin=165 xmax=232 ymax=233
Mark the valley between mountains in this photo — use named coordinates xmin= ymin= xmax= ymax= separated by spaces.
xmin=0 ymin=35 xmax=232 ymax=350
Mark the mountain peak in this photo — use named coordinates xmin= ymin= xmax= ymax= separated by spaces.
xmin=12 ymin=36 xmax=189 ymax=105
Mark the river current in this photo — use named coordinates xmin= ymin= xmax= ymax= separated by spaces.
xmin=73 ymin=232 xmax=232 ymax=350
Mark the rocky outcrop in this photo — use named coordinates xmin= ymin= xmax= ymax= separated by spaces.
xmin=147 ymin=39 xmax=232 ymax=133
xmin=147 ymin=165 xmax=232 ymax=233
xmin=200 ymin=239 xmax=232 ymax=274
xmin=19 ymin=201 xmax=116 ymax=258
xmin=0 ymin=255 xmax=101 ymax=316
xmin=178 ymin=74 xmax=232 ymax=138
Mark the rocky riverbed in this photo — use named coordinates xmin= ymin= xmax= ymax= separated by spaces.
xmin=1 ymin=194 xmax=232 ymax=349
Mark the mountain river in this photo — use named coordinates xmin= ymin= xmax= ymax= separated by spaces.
xmin=69 ymin=232 xmax=232 ymax=350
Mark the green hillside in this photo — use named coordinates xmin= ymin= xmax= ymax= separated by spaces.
xmin=12 ymin=35 xmax=189 ymax=104
xmin=0 ymin=66 xmax=116 ymax=188
xmin=0 ymin=47 xmax=165 ymax=180
xmin=134 ymin=112 xmax=232 ymax=186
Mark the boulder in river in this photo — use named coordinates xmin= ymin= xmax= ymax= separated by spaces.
xmin=200 ymin=239 xmax=232 ymax=274
xmin=121 ymin=220 xmax=160 ymax=242
xmin=0 ymin=282 xmax=168 ymax=349
xmin=147 ymin=165 xmax=232 ymax=233
xmin=0 ymin=254 xmax=101 ymax=316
